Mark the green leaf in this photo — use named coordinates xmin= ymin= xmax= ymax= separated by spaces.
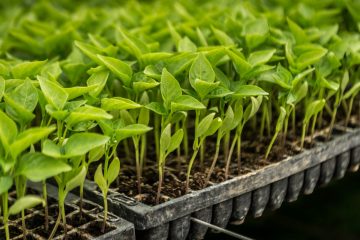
xmin=16 ymin=153 xmax=71 ymax=182
xmin=7 ymin=79 xmax=38 ymax=112
xmin=64 ymin=86 xmax=97 ymax=100
xmin=287 ymin=18 xmax=308 ymax=44
xmin=226 ymin=49 xmax=252 ymax=75
xmin=145 ymin=102 xmax=167 ymax=115
xmin=160 ymin=68 xmax=182 ymax=108
xmin=196 ymin=113 xmax=216 ymax=138
xmin=88 ymin=145 xmax=105 ymax=164
xmin=65 ymin=105 xmax=113 ymax=127
xmin=116 ymin=124 xmax=152 ymax=142
xmin=38 ymin=76 xmax=68 ymax=110
xmin=10 ymin=126 xmax=56 ymax=159
xmin=4 ymin=94 xmax=35 ymax=124
xmin=74 ymin=41 xmax=103 ymax=64
xmin=11 ymin=60 xmax=47 ymax=79
xmin=248 ymin=49 xmax=276 ymax=67
xmin=243 ymin=96 xmax=263 ymax=123
xmin=0 ymin=109 xmax=18 ymax=151
xmin=204 ymin=117 xmax=222 ymax=137
xmin=96 ymin=55 xmax=132 ymax=87
xmin=107 ymin=157 xmax=120 ymax=186
xmin=304 ymin=99 xmax=326 ymax=124
xmin=101 ymin=97 xmax=142 ymax=111
xmin=220 ymin=106 xmax=235 ymax=135
xmin=171 ymin=95 xmax=206 ymax=112
xmin=212 ymin=27 xmax=234 ymax=46
xmin=65 ymin=166 xmax=86 ymax=193
xmin=189 ymin=53 xmax=215 ymax=83
xmin=9 ymin=196 xmax=44 ymax=215
xmin=178 ymin=37 xmax=197 ymax=52
xmin=344 ymin=82 xmax=360 ymax=99
xmin=167 ymin=129 xmax=184 ymax=154
xmin=87 ymin=70 xmax=110 ymax=97
xmin=0 ymin=176 xmax=13 ymax=195
xmin=233 ymin=85 xmax=268 ymax=97
xmin=64 ymin=133 xmax=110 ymax=158
xmin=42 ymin=139 xmax=62 ymax=158
xmin=192 ymin=79 xmax=220 ymax=99
xmin=160 ymin=124 xmax=171 ymax=154
xmin=0 ymin=76 xmax=4 ymax=101
xmin=94 ymin=164 xmax=107 ymax=193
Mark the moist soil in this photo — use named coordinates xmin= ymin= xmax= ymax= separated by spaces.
xmin=87 ymin=116 xmax=359 ymax=206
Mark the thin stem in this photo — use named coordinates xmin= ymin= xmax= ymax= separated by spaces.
xmin=61 ymin=202 xmax=67 ymax=240
xmin=200 ymin=141 xmax=205 ymax=171
xmin=101 ymin=192 xmax=108 ymax=233
xmin=134 ymin=140 xmax=142 ymax=194
xmin=345 ymin=96 xmax=355 ymax=128
xmin=43 ymin=180 xmax=49 ymax=231
xmin=156 ymin=155 xmax=164 ymax=205
xmin=300 ymin=123 xmax=307 ymax=150
xmin=310 ymin=114 xmax=318 ymax=143
xmin=291 ymin=108 xmax=296 ymax=136
xmin=282 ymin=112 xmax=290 ymax=149
xmin=224 ymin=134 xmax=238 ymax=180
xmin=154 ymin=115 xmax=160 ymax=160
xmin=185 ymin=147 xmax=200 ymax=193
xmin=205 ymin=135 xmax=221 ymax=185
xmin=2 ymin=193 xmax=9 ymax=240
xmin=140 ymin=134 xmax=146 ymax=179
xmin=49 ymin=207 xmax=61 ymax=239
xmin=182 ymin=118 xmax=189 ymax=159
xmin=236 ymin=133 xmax=242 ymax=175
xmin=265 ymin=131 xmax=279 ymax=160
xmin=79 ymin=182 xmax=84 ymax=219
xmin=327 ymin=107 xmax=338 ymax=140
xmin=260 ymin=106 xmax=266 ymax=141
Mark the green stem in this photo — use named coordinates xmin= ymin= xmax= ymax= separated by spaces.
xmin=43 ymin=180 xmax=49 ymax=232
xmin=291 ymin=108 xmax=296 ymax=136
xmin=154 ymin=115 xmax=160 ymax=160
xmin=156 ymin=154 xmax=164 ymax=205
xmin=224 ymin=134 xmax=238 ymax=180
xmin=49 ymin=206 xmax=61 ymax=240
xmin=182 ymin=118 xmax=189 ymax=159
xmin=300 ymin=123 xmax=307 ymax=150
xmin=327 ymin=107 xmax=338 ymax=140
xmin=101 ymin=191 xmax=108 ymax=233
xmin=236 ymin=135 xmax=241 ymax=175
xmin=185 ymin=147 xmax=200 ymax=193
xmin=140 ymin=134 xmax=146 ymax=177
xmin=205 ymin=134 xmax=221 ymax=185
xmin=265 ymin=131 xmax=279 ymax=160
xmin=134 ymin=139 xmax=141 ymax=194
xmin=61 ymin=200 xmax=67 ymax=240
xmin=310 ymin=113 xmax=318 ymax=143
xmin=345 ymin=96 xmax=355 ymax=128
xmin=2 ymin=193 xmax=9 ymax=240
xmin=282 ymin=111 xmax=290 ymax=149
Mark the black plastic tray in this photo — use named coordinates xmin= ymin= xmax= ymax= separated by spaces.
xmin=83 ymin=127 xmax=360 ymax=240
xmin=0 ymin=183 xmax=135 ymax=240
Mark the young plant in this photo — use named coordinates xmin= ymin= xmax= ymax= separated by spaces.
xmin=42 ymin=133 xmax=110 ymax=239
xmin=265 ymin=106 xmax=287 ymax=160
xmin=157 ymin=124 xmax=183 ymax=204
xmin=300 ymin=99 xmax=326 ymax=149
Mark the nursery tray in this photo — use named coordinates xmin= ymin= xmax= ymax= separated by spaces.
xmin=0 ymin=183 xmax=135 ymax=240
xmin=83 ymin=126 xmax=360 ymax=240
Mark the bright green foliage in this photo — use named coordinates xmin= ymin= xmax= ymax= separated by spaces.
xmin=0 ymin=1 xmax=359 ymax=238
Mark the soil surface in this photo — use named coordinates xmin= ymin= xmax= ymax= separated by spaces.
xmin=87 ymin=116 xmax=360 ymax=206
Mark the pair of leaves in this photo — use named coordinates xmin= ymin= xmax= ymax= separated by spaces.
xmin=160 ymin=68 xmax=205 ymax=112
xmin=42 ymin=133 xmax=110 ymax=159
xmin=304 ymin=99 xmax=326 ymax=125
xmin=160 ymin=124 xmax=184 ymax=160
xmin=94 ymin=157 xmax=120 ymax=194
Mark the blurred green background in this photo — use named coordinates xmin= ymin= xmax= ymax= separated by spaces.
xmin=207 ymin=172 xmax=360 ymax=240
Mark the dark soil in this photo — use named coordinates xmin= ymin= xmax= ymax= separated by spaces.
xmin=86 ymin=116 xmax=360 ymax=206
xmin=25 ymin=214 xmax=45 ymax=230
xmin=66 ymin=231 xmax=88 ymax=240
xmin=33 ymin=222 xmax=67 ymax=238
xmin=67 ymin=211 xmax=95 ymax=228
xmin=0 ymin=226 xmax=22 ymax=240
xmin=82 ymin=220 xmax=115 ymax=237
